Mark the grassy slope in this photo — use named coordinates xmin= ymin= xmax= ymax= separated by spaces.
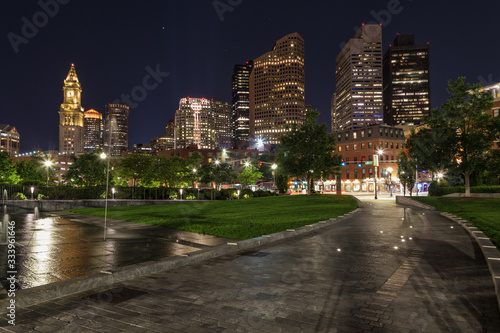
xmin=413 ymin=197 xmax=500 ymax=249
xmin=68 ymin=195 xmax=358 ymax=240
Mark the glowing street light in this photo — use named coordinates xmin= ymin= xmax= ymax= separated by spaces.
xmin=272 ymin=163 xmax=278 ymax=190
xmin=44 ymin=160 xmax=53 ymax=188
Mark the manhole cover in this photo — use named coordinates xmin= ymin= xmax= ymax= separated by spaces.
xmin=84 ymin=286 xmax=147 ymax=305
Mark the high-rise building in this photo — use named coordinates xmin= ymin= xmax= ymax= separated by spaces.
xmin=334 ymin=24 xmax=383 ymax=132
xmin=0 ymin=124 xmax=20 ymax=156
xmin=83 ymin=109 xmax=103 ymax=152
xmin=232 ymin=61 xmax=253 ymax=145
xmin=59 ymin=64 xmax=84 ymax=155
xmin=174 ymin=97 xmax=231 ymax=149
xmin=331 ymin=93 xmax=336 ymax=133
xmin=249 ymin=32 xmax=306 ymax=145
xmin=104 ymin=104 xmax=130 ymax=155
xmin=383 ymin=34 xmax=431 ymax=126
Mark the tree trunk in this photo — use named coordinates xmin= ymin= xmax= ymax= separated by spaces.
xmin=464 ymin=172 xmax=471 ymax=197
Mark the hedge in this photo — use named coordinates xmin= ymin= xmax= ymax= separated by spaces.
xmin=428 ymin=182 xmax=500 ymax=196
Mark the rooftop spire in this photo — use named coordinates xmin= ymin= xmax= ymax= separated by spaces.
xmin=65 ymin=64 xmax=80 ymax=84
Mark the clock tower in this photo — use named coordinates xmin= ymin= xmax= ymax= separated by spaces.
xmin=59 ymin=64 xmax=85 ymax=155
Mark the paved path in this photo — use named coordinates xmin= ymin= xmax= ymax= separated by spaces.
xmin=1 ymin=199 xmax=499 ymax=332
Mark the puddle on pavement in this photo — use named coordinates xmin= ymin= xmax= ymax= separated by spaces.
xmin=0 ymin=212 xmax=227 ymax=290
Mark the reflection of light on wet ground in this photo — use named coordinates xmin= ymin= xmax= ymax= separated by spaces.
xmin=0 ymin=213 xmax=231 ymax=290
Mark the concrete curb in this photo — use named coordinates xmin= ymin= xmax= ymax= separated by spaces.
xmin=0 ymin=207 xmax=362 ymax=312
xmin=439 ymin=212 xmax=500 ymax=315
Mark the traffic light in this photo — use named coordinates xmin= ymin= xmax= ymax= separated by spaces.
xmin=358 ymin=161 xmax=362 ymax=167
xmin=340 ymin=159 xmax=345 ymax=166
xmin=258 ymin=161 xmax=262 ymax=167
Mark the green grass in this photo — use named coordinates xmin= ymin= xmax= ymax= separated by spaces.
xmin=67 ymin=195 xmax=358 ymax=240
xmin=413 ymin=197 xmax=500 ymax=249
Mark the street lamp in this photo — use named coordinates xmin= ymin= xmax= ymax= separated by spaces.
xmin=272 ymin=163 xmax=277 ymax=191
xmin=112 ymin=187 xmax=115 ymax=200
xmin=387 ymin=167 xmax=393 ymax=197
xmin=30 ymin=186 xmax=34 ymax=200
xmin=44 ymin=160 xmax=53 ymax=188
xmin=100 ymin=152 xmax=111 ymax=240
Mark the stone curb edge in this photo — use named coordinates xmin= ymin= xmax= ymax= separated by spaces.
xmin=438 ymin=211 xmax=500 ymax=315
xmin=0 ymin=207 xmax=362 ymax=312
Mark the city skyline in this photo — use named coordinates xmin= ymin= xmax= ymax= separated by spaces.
xmin=2 ymin=0 xmax=499 ymax=152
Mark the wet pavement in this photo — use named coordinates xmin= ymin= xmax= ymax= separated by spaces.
xmin=1 ymin=198 xmax=499 ymax=332
xmin=0 ymin=210 xmax=234 ymax=290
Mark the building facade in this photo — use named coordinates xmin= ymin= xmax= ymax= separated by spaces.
xmin=333 ymin=124 xmax=405 ymax=193
xmin=334 ymin=24 xmax=383 ymax=132
xmin=59 ymin=64 xmax=85 ymax=155
xmin=249 ymin=32 xmax=306 ymax=145
xmin=83 ymin=109 xmax=103 ymax=152
xmin=480 ymin=82 xmax=500 ymax=148
xmin=232 ymin=61 xmax=253 ymax=145
xmin=104 ymin=104 xmax=130 ymax=155
xmin=174 ymin=97 xmax=231 ymax=150
xmin=0 ymin=124 xmax=20 ymax=156
xmin=383 ymin=34 xmax=431 ymax=126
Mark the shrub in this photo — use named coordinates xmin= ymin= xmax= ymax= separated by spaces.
xmin=13 ymin=192 xmax=27 ymax=200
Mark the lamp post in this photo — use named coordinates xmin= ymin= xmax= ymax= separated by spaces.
xmin=30 ymin=186 xmax=34 ymax=200
xmin=44 ymin=160 xmax=52 ymax=188
xmin=387 ymin=167 xmax=393 ymax=197
xmin=272 ymin=163 xmax=277 ymax=191
xmin=100 ymin=152 xmax=110 ymax=241
xmin=112 ymin=187 xmax=115 ymax=200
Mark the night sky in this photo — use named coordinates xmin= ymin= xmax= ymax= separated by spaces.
xmin=1 ymin=0 xmax=499 ymax=153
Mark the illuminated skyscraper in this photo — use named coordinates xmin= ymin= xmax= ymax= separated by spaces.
xmin=175 ymin=97 xmax=231 ymax=149
xmin=383 ymin=34 xmax=431 ymax=126
xmin=334 ymin=24 xmax=383 ymax=132
xmin=59 ymin=64 xmax=84 ymax=155
xmin=104 ymin=104 xmax=130 ymax=155
xmin=83 ymin=109 xmax=103 ymax=152
xmin=249 ymin=32 xmax=306 ymax=145
xmin=232 ymin=61 xmax=253 ymax=145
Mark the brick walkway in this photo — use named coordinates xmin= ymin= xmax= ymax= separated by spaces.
xmin=1 ymin=199 xmax=499 ymax=332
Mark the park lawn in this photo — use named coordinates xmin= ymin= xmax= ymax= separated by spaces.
xmin=413 ymin=197 xmax=500 ymax=249
xmin=67 ymin=195 xmax=358 ymax=240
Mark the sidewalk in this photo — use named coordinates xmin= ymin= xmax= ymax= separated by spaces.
xmin=1 ymin=199 xmax=499 ymax=332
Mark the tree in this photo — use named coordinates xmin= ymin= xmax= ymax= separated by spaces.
xmin=238 ymin=166 xmax=263 ymax=187
xmin=15 ymin=159 xmax=44 ymax=185
xmin=277 ymin=110 xmax=340 ymax=195
xmin=396 ymin=149 xmax=415 ymax=196
xmin=0 ymin=152 xmax=20 ymax=184
xmin=64 ymin=153 xmax=108 ymax=187
xmin=200 ymin=162 xmax=233 ymax=190
xmin=418 ymin=77 xmax=500 ymax=197
xmin=116 ymin=154 xmax=154 ymax=187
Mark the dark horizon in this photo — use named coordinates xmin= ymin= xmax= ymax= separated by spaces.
xmin=1 ymin=0 xmax=499 ymax=153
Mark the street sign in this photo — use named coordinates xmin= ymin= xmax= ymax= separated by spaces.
xmin=365 ymin=161 xmax=373 ymax=165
